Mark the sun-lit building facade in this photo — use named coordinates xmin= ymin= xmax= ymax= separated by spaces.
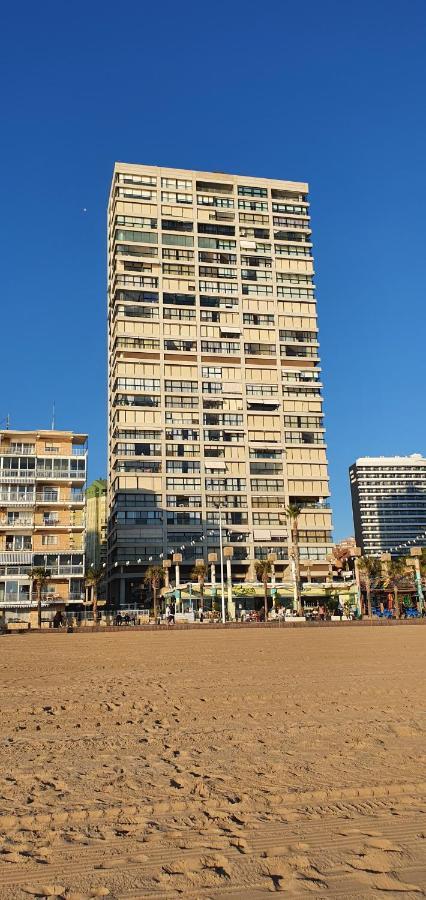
xmin=107 ymin=163 xmax=332 ymax=605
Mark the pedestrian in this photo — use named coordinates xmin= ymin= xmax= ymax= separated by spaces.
xmin=198 ymin=606 xmax=204 ymax=623
xmin=169 ymin=602 xmax=175 ymax=624
xmin=165 ymin=604 xmax=171 ymax=624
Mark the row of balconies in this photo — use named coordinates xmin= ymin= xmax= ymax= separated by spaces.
xmin=0 ymin=471 xmax=86 ymax=482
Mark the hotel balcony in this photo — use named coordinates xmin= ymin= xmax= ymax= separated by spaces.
xmin=0 ymin=517 xmax=34 ymax=528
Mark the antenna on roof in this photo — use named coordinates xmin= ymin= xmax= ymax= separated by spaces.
xmin=51 ymin=401 xmax=55 ymax=430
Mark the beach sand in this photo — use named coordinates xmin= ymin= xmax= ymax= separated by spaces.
xmin=0 ymin=626 xmax=425 ymax=898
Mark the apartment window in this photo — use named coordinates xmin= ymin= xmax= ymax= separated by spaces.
xmin=244 ymin=342 xmax=276 ymax=356
xmin=164 ymin=340 xmax=197 ymax=352
xmin=161 ymin=233 xmax=194 ymax=247
xmin=281 ymin=345 xmax=318 ymax=358
xmin=202 ymin=381 xmax=222 ymax=393
xmin=246 ymin=384 xmax=278 ymax=396
xmin=162 ymin=263 xmax=195 ymax=276
xmin=165 ymin=429 xmax=199 ymax=440
xmin=164 ymin=380 xmax=198 ymax=393
xmin=205 ymin=478 xmax=246 ymax=491
xmin=161 ymin=191 xmax=193 ymax=204
xmin=251 ymin=495 xmax=285 ymax=508
xmin=200 ymin=309 xmax=220 ymax=322
xmin=115 ymin=229 xmax=158 ymax=244
xmin=166 ymin=442 xmax=200 ymax=456
xmin=274 ymin=244 xmax=312 ymax=257
xmin=115 ymin=337 xmax=160 ymax=351
xmin=162 ymin=248 xmax=194 ymax=261
xmin=202 ymin=366 xmax=222 ymax=378
xmin=115 ymin=378 xmax=160 ymax=392
xmin=201 ymin=340 xmax=240 ymax=354
xmin=114 ymin=394 xmax=160 ymax=408
xmin=115 ymin=442 xmax=161 ymax=457
xmin=118 ymin=173 xmax=156 ymax=186
xmin=165 ymin=396 xmax=198 ymax=409
xmin=166 ymin=461 xmax=201 ymax=473
xmin=161 ymin=178 xmax=192 ymax=190
xmin=238 ymin=199 xmax=268 ymax=211
xmin=279 ymin=330 xmax=318 ymax=342
xmin=42 ymin=535 xmax=58 ymax=546
xmin=115 ymin=460 xmax=162 ymax=473
xmin=118 ymin=188 xmax=157 ymax=201
xmin=116 ymin=215 xmax=157 ymax=229
xmin=240 ymin=227 xmax=270 ymax=239
xmin=198 ymin=237 xmax=236 ymax=250
xmin=285 ymin=431 xmax=324 ymax=444
xmin=199 ymin=280 xmax=237 ymax=295
xmin=167 ymin=511 xmax=202 ymax=525
xmin=204 ymin=430 xmax=243 ymax=442
xmin=116 ymin=290 xmax=158 ymax=304
xmin=163 ymin=307 xmax=196 ymax=320
xmin=162 ymin=292 xmax=195 ymax=306
xmin=198 ymin=223 xmax=235 ymax=236
xmin=162 ymin=219 xmax=193 ymax=232
xmin=242 ymin=284 xmax=273 ymax=296
xmin=166 ymin=478 xmax=201 ymax=490
xmin=243 ymin=313 xmax=275 ymax=326
xmin=238 ymin=186 xmax=268 ymax=197
xmin=167 ymin=494 xmax=202 ymax=508
xmin=250 ymin=479 xmax=284 ymax=491
xmin=277 ymin=287 xmax=314 ymax=298
xmin=115 ymin=492 xmax=162 ymax=507
xmin=200 ymin=295 xmax=238 ymax=309
xmin=116 ymin=510 xmax=162 ymax=524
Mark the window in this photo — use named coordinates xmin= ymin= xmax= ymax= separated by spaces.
xmin=166 ymin=478 xmax=201 ymax=490
xmin=115 ymin=337 xmax=160 ymax=351
xmin=115 ymin=229 xmax=157 ymax=244
xmin=242 ymin=284 xmax=273 ymax=296
xmin=118 ymin=173 xmax=156 ymax=186
xmin=165 ymin=428 xmax=199 ymax=440
xmin=163 ymin=292 xmax=195 ymax=306
xmin=118 ymin=188 xmax=157 ymax=201
xmin=162 ymin=263 xmax=195 ymax=276
xmin=116 ymin=215 xmax=157 ymax=229
xmin=42 ymin=535 xmax=58 ymax=546
xmin=115 ymin=305 xmax=159 ymax=319
xmin=162 ymin=219 xmax=193 ymax=232
xmin=250 ymin=479 xmax=284 ymax=492
xmin=205 ymin=478 xmax=246 ymax=491
xmin=161 ymin=233 xmax=194 ymax=247
xmin=115 ymin=378 xmax=160 ymax=392
xmin=238 ymin=199 xmax=268 ymax=211
xmin=243 ymin=313 xmax=274 ymax=326
xmin=279 ymin=330 xmax=318 ymax=342
xmin=161 ymin=191 xmax=193 ymax=204
xmin=161 ymin=177 xmax=192 ymax=190
xmin=238 ymin=185 xmax=268 ymax=197
xmin=202 ymin=366 xmax=222 ymax=378
xmin=164 ymin=340 xmax=197 ymax=352
xmin=165 ymin=380 xmax=198 ymax=393
xmin=244 ymin=342 xmax=276 ymax=356
xmin=165 ymin=396 xmax=198 ymax=409
xmin=201 ymin=340 xmax=240 ymax=354
xmin=163 ymin=307 xmax=195 ymax=320
xmin=198 ymin=223 xmax=235 ymax=236
xmin=162 ymin=248 xmax=194 ymax=261
xmin=166 ymin=461 xmax=201 ymax=473
xmin=247 ymin=384 xmax=278 ymax=396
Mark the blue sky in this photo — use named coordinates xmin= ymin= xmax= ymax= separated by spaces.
xmin=1 ymin=0 xmax=425 ymax=539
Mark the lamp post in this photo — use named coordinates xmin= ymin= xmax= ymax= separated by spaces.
xmin=162 ymin=559 xmax=171 ymax=590
xmin=217 ymin=509 xmax=226 ymax=624
xmin=172 ymin=552 xmax=182 ymax=611
xmin=208 ymin=551 xmax=217 ymax=587
xmin=410 ymin=547 xmax=424 ymax=615
xmin=268 ymin=552 xmax=277 ymax=609
xmin=224 ymin=545 xmax=234 ymax=620
xmin=352 ymin=547 xmax=362 ymax=617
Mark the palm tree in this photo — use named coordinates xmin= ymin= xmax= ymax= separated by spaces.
xmin=358 ymin=556 xmax=381 ymax=618
xmin=191 ymin=560 xmax=207 ymax=612
xmin=285 ymin=503 xmax=302 ymax=614
xmin=144 ymin=565 xmax=164 ymax=622
xmin=30 ymin=566 xmax=49 ymax=629
xmin=254 ymin=558 xmax=272 ymax=621
xmin=383 ymin=557 xmax=408 ymax=618
xmin=85 ymin=565 xmax=104 ymax=625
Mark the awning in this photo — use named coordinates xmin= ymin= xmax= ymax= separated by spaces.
xmin=205 ymin=459 xmax=227 ymax=470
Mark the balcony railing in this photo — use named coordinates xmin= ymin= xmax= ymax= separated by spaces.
xmin=0 ymin=551 xmax=33 ymax=564
xmin=0 ymin=472 xmax=35 ymax=482
xmin=0 ymin=517 xmax=33 ymax=527
xmin=0 ymin=494 xmax=34 ymax=505
xmin=0 ymin=446 xmax=35 ymax=455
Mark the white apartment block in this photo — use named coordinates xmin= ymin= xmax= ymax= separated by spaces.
xmin=350 ymin=455 xmax=426 ymax=555
xmin=108 ymin=163 xmax=332 ymax=605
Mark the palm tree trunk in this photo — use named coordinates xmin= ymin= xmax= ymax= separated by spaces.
xmin=264 ymin=580 xmax=268 ymax=621
xmin=37 ymin=583 xmax=42 ymax=630
xmin=293 ymin=524 xmax=302 ymax=616
xmin=366 ymin=579 xmax=372 ymax=619
xmin=153 ymin=583 xmax=158 ymax=623
xmin=394 ymin=586 xmax=399 ymax=619
xmin=93 ymin=585 xmax=98 ymax=626
xmin=200 ymin=579 xmax=204 ymax=612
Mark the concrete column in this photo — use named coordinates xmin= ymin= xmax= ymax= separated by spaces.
xmin=162 ymin=559 xmax=171 ymax=589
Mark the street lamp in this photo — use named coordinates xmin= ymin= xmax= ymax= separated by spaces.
xmin=162 ymin=558 xmax=171 ymax=590
xmin=224 ymin=545 xmax=234 ymax=620
xmin=351 ymin=547 xmax=362 ymax=617
xmin=410 ymin=547 xmax=424 ymax=615
xmin=172 ymin=552 xmax=182 ymax=610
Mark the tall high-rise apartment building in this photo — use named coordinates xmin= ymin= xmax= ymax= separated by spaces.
xmin=0 ymin=429 xmax=87 ymax=620
xmin=350 ymin=455 xmax=426 ymax=555
xmin=86 ymin=478 xmax=107 ymax=568
xmin=108 ymin=164 xmax=332 ymax=605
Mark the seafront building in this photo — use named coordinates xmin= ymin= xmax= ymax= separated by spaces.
xmin=107 ymin=163 xmax=332 ymax=605
xmin=0 ymin=429 xmax=87 ymax=623
xmin=85 ymin=478 xmax=107 ymax=568
xmin=349 ymin=455 xmax=426 ymax=555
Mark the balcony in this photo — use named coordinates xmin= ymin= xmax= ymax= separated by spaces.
xmin=0 ymin=551 xmax=33 ymax=564
xmin=0 ymin=493 xmax=35 ymax=506
xmin=0 ymin=446 xmax=35 ymax=455
xmin=0 ymin=517 xmax=33 ymax=528
xmin=0 ymin=471 xmax=35 ymax=482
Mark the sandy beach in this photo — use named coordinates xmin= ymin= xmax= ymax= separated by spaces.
xmin=0 ymin=627 xmax=425 ymax=898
